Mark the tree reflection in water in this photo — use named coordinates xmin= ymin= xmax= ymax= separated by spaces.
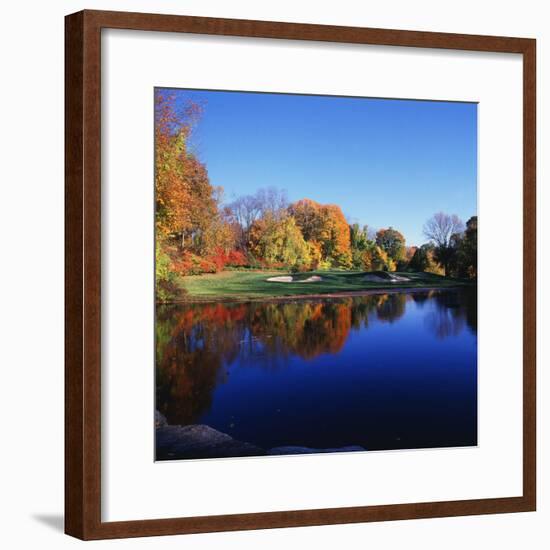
xmin=424 ymin=290 xmax=477 ymax=339
xmin=156 ymin=289 xmax=476 ymax=427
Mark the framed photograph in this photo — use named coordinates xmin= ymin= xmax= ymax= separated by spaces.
xmin=65 ymin=10 xmax=536 ymax=540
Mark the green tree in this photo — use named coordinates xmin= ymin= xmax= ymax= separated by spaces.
xmin=456 ymin=216 xmax=477 ymax=278
xmin=350 ymin=223 xmax=370 ymax=269
xmin=408 ymin=243 xmax=444 ymax=274
xmin=408 ymin=245 xmax=430 ymax=272
xmin=375 ymin=227 xmax=406 ymax=262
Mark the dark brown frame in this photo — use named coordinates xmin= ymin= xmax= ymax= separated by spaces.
xmin=65 ymin=9 xmax=536 ymax=540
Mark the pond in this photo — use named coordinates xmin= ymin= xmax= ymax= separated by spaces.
xmin=156 ymin=288 xmax=477 ymax=459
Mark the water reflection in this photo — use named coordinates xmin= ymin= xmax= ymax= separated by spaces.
xmin=156 ymin=289 xmax=477 ymax=432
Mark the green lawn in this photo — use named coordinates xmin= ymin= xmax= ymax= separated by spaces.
xmin=173 ymin=269 xmax=472 ymax=302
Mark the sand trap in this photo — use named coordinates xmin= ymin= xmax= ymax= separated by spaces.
xmin=363 ymin=273 xmax=410 ymax=283
xmin=389 ymin=274 xmax=411 ymax=282
xmin=267 ymin=275 xmax=323 ymax=283
xmin=301 ymin=275 xmax=323 ymax=283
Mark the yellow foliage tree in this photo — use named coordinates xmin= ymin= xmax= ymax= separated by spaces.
xmin=363 ymin=245 xmax=389 ymax=271
xmin=155 ymin=93 xmax=193 ymax=242
xmin=249 ymin=216 xmax=311 ymax=270
xmin=289 ymin=199 xmax=352 ymax=268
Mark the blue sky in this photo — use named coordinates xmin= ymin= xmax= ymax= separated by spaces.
xmin=163 ymin=88 xmax=477 ymax=246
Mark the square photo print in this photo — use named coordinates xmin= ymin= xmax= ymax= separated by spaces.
xmin=154 ymin=88 xmax=478 ymax=461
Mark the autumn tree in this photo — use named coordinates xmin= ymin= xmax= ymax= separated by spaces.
xmin=399 ymin=245 xmax=417 ymax=270
xmin=227 ymin=195 xmax=260 ymax=250
xmin=321 ymin=205 xmax=353 ymax=268
xmin=155 ymin=91 xmax=227 ymax=255
xmin=249 ymin=215 xmax=311 ymax=271
xmin=363 ymin=244 xmax=390 ymax=271
xmin=375 ymin=227 xmax=406 ymax=261
xmin=408 ymin=243 xmax=445 ymax=275
xmin=423 ymin=212 xmax=465 ymax=275
xmin=155 ymin=91 xmax=195 ymax=243
xmin=289 ymin=199 xmax=352 ymax=268
xmin=306 ymin=240 xmax=323 ymax=270
xmin=155 ymin=91 xmax=239 ymax=288
xmin=288 ymin=199 xmax=324 ymax=241
xmin=228 ymin=187 xmax=288 ymax=250
xmin=199 ymin=191 xmax=239 ymax=257
xmin=155 ymin=91 xmax=200 ymax=296
xmin=181 ymin=156 xmax=219 ymax=253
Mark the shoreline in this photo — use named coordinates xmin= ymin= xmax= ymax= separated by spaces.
xmin=158 ymin=284 xmax=473 ymax=305
xmin=155 ymin=415 xmax=367 ymax=460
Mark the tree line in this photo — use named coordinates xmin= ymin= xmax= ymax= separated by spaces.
xmin=155 ymin=92 xmax=477 ymax=297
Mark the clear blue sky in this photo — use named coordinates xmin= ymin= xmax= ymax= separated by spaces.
xmin=164 ymin=88 xmax=477 ymax=246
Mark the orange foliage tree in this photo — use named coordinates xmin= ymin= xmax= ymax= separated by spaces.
xmin=155 ymin=92 xmax=195 ymax=242
xmin=288 ymin=199 xmax=352 ymax=268
xmin=155 ymin=91 xmax=238 ymax=289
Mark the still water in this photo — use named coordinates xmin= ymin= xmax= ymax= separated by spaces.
xmin=156 ymin=289 xmax=477 ymax=456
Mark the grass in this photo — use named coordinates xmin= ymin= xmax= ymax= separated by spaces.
xmin=173 ymin=269 xmax=473 ymax=302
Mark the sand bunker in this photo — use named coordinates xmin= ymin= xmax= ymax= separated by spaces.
xmin=302 ymin=275 xmax=323 ymax=283
xmin=267 ymin=275 xmax=323 ymax=283
xmin=266 ymin=273 xmax=410 ymax=284
xmin=266 ymin=276 xmax=293 ymax=283
xmin=363 ymin=273 xmax=410 ymax=283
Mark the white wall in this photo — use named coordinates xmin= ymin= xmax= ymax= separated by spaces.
xmin=0 ymin=0 xmax=547 ymax=548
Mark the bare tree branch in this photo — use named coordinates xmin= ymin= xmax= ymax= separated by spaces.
xmin=423 ymin=212 xmax=465 ymax=248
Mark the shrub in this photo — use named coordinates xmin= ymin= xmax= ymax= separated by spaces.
xmin=155 ymin=246 xmax=185 ymax=301
xmin=317 ymin=259 xmax=333 ymax=270
xmin=226 ymin=249 xmax=248 ymax=267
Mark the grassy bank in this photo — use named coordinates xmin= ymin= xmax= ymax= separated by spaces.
xmin=165 ymin=270 xmax=473 ymax=302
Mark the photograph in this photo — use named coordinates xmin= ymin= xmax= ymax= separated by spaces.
xmin=0 ymin=1 xmax=539 ymax=545
xmin=154 ymin=87 xmax=478 ymax=461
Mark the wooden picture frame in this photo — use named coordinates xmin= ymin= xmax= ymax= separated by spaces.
xmin=65 ymin=9 xmax=536 ymax=540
